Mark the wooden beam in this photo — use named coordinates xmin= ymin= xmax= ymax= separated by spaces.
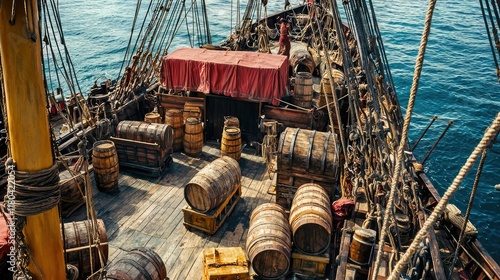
xmin=0 ymin=1 xmax=66 ymax=279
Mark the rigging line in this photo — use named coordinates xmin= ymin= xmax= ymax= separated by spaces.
xmin=371 ymin=0 xmax=438 ymax=278
xmin=480 ymin=0 xmax=500 ymax=81
xmin=367 ymin=0 xmax=397 ymax=97
xmin=146 ymin=1 xmax=171 ymax=55
xmin=160 ymin=0 xmax=183 ymax=55
xmin=149 ymin=0 xmax=173 ymax=56
xmin=165 ymin=2 xmax=195 ymax=52
xmin=448 ymin=149 xmax=488 ymax=279
xmin=201 ymin=0 xmax=211 ymax=43
xmin=185 ymin=1 xmax=193 ymax=47
xmin=389 ymin=113 xmax=500 ymax=280
xmin=191 ymin=0 xmax=199 ymax=46
xmin=309 ymin=4 xmax=346 ymax=161
xmin=485 ymin=0 xmax=500 ymax=57
xmin=43 ymin=0 xmax=77 ymax=95
xmin=45 ymin=0 xmax=77 ymax=91
xmin=118 ymin=0 xmax=143 ymax=80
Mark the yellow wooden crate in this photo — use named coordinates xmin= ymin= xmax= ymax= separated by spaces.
xmin=291 ymin=251 xmax=330 ymax=278
xmin=182 ymin=182 xmax=241 ymax=235
xmin=202 ymin=247 xmax=250 ymax=280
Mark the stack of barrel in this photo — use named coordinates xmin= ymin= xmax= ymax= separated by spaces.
xmin=182 ymin=103 xmax=204 ymax=157
xmin=246 ymin=203 xmax=292 ymax=279
xmin=163 ymin=105 xmax=204 ymax=157
xmin=276 ymin=127 xmax=340 ymax=209
xmin=165 ymin=109 xmax=184 ymax=152
xmin=221 ymin=116 xmax=242 ymax=161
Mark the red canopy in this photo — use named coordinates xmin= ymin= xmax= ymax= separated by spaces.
xmin=160 ymin=48 xmax=289 ymax=106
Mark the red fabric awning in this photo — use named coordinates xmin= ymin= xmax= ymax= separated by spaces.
xmin=160 ymin=48 xmax=289 ymax=106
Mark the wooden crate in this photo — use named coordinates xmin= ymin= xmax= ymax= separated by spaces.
xmin=202 ymin=247 xmax=250 ymax=280
xmin=182 ymin=183 xmax=241 ymax=235
xmin=276 ymin=171 xmax=337 ymax=209
xmin=111 ymin=137 xmax=172 ymax=176
xmin=291 ymin=251 xmax=330 ymax=278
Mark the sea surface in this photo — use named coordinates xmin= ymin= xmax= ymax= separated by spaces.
xmin=57 ymin=0 xmax=500 ymax=262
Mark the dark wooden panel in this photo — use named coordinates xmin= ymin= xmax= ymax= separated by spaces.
xmin=205 ymin=94 xmax=260 ymax=143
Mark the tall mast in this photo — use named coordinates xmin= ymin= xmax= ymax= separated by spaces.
xmin=0 ymin=1 xmax=66 ymax=279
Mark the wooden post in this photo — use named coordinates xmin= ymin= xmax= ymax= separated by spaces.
xmin=0 ymin=1 xmax=66 ymax=279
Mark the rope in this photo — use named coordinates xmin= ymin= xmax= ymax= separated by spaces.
xmin=371 ymin=0 xmax=437 ymax=278
xmin=388 ymin=113 xmax=500 ymax=280
xmin=448 ymin=149 xmax=488 ymax=278
xmin=4 ymin=160 xmax=60 ymax=217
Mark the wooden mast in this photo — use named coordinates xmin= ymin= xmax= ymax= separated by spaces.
xmin=0 ymin=1 xmax=66 ymax=279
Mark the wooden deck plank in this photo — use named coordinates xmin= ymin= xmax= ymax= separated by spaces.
xmin=65 ymin=143 xmax=275 ymax=280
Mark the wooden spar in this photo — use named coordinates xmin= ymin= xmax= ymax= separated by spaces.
xmin=0 ymin=1 xmax=66 ymax=279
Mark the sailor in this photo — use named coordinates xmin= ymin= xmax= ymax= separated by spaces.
xmin=278 ymin=17 xmax=291 ymax=59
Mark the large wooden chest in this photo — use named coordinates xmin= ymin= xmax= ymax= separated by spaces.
xmin=110 ymin=136 xmax=172 ymax=176
xmin=202 ymin=247 xmax=250 ymax=280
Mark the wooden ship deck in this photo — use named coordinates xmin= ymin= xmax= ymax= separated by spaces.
xmin=67 ymin=143 xmax=276 ymax=280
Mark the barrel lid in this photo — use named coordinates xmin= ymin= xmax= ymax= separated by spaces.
xmin=186 ymin=117 xmax=200 ymax=124
xmin=146 ymin=112 xmax=160 ymax=117
xmin=224 ymin=127 xmax=240 ymax=134
xmin=354 ymin=228 xmax=376 ymax=241
xmin=93 ymin=140 xmax=114 ymax=149
xmin=296 ymin=72 xmax=312 ymax=78
xmin=166 ymin=108 xmax=182 ymax=115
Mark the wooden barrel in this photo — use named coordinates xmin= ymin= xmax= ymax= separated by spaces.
xmin=221 ymin=127 xmax=242 ymax=161
xmin=319 ymin=70 xmax=345 ymax=107
xmin=223 ymin=116 xmax=240 ymax=129
xmin=293 ymin=72 xmax=313 ymax=108
xmin=60 ymin=170 xmax=85 ymax=218
xmin=105 ymin=248 xmax=167 ymax=280
xmin=184 ymin=156 xmax=241 ymax=212
xmin=246 ymin=203 xmax=291 ymax=279
xmin=92 ymin=140 xmax=119 ymax=192
xmin=64 ymin=219 xmax=108 ymax=278
xmin=278 ymin=127 xmax=339 ymax=177
xmin=183 ymin=103 xmax=202 ymax=123
xmin=289 ymin=183 xmax=332 ymax=255
xmin=116 ymin=120 xmax=173 ymax=150
xmin=165 ymin=109 xmax=184 ymax=152
xmin=144 ymin=112 xmax=162 ymax=124
xmin=183 ymin=117 xmax=203 ymax=157
xmin=349 ymin=228 xmax=376 ymax=265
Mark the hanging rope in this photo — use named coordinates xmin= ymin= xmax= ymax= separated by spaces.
xmin=448 ymin=149 xmax=488 ymax=278
xmin=389 ymin=113 xmax=500 ymax=280
xmin=371 ymin=0 xmax=437 ymax=278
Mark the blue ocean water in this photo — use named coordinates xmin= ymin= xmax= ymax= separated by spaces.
xmin=57 ymin=1 xmax=500 ymax=261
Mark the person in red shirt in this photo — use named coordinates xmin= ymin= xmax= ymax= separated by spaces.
xmin=308 ymin=0 xmax=315 ymax=18
xmin=278 ymin=18 xmax=291 ymax=59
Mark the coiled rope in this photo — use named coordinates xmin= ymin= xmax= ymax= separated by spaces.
xmin=371 ymin=0 xmax=437 ymax=278
xmin=389 ymin=112 xmax=500 ymax=280
xmin=4 ymin=159 xmax=61 ymax=216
